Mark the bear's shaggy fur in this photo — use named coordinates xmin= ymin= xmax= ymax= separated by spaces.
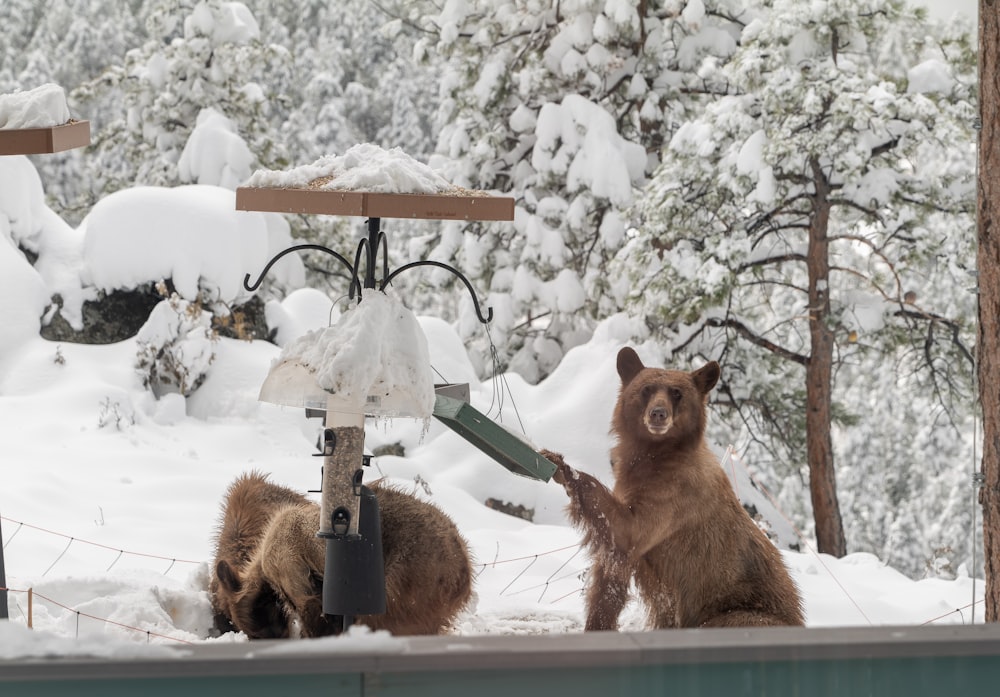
xmin=209 ymin=471 xmax=308 ymax=636
xmin=211 ymin=472 xmax=473 ymax=638
xmin=543 ymin=347 xmax=803 ymax=630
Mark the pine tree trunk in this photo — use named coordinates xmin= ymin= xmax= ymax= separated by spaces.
xmin=807 ymin=159 xmax=847 ymax=557
xmin=978 ymin=0 xmax=1000 ymax=623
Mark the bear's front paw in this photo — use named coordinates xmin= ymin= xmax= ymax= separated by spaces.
xmin=540 ymin=449 xmax=573 ymax=485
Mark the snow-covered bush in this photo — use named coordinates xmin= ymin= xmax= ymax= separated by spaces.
xmin=79 ymin=184 xmax=303 ymax=342
xmin=135 ymin=288 xmax=218 ymax=398
xmin=177 ymin=107 xmax=254 ymax=189
xmin=75 ymin=0 xmax=286 ymax=198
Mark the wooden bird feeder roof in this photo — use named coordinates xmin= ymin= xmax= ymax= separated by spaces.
xmin=0 ymin=120 xmax=90 ymax=156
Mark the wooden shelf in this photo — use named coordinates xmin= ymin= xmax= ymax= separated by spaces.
xmin=0 ymin=120 xmax=90 ymax=155
xmin=236 ymin=186 xmax=514 ymax=221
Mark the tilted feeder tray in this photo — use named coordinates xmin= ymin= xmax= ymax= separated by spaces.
xmin=432 ymin=391 xmax=557 ymax=482
xmin=0 ymin=120 xmax=90 ymax=156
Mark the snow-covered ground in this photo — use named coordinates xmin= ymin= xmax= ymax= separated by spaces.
xmin=0 ymin=296 xmax=985 ymax=656
xmin=0 ymin=144 xmax=985 ymax=658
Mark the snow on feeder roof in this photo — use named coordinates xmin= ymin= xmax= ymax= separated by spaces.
xmin=237 ymin=143 xmax=514 ymax=220
xmin=258 ymin=291 xmax=435 ymax=419
xmin=0 ymin=83 xmax=89 ymax=155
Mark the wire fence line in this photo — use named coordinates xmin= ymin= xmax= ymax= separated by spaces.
xmin=1 ymin=515 xmax=201 ymax=576
xmin=2 ymin=456 xmax=986 ymax=638
xmin=723 ymin=446 xmax=987 ymax=627
xmin=1 ymin=585 xmax=195 ymax=645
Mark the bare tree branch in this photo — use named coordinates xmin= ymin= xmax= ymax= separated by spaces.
xmin=893 ymin=308 xmax=975 ymax=368
xmin=705 ymin=317 xmax=810 ymax=366
xmin=737 ymin=253 xmax=807 ymax=273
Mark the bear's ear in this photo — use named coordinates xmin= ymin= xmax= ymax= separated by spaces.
xmin=692 ymin=361 xmax=721 ymax=395
xmin=617 ymin=347 xmax=645 ymax=385
xmin=216 ymin=560 xmax=242 ymax=593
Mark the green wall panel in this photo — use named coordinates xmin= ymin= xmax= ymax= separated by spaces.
xmin=0 ymin=672 xmax=360 ymax=697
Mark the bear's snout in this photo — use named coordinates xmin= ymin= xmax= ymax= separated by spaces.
xmin=644 ymin=399 xmax=673 ymax=435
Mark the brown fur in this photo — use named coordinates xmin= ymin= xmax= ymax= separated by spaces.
xmin=211 ymin=473 xmax=473 ymax=638
xmin=209 ymin=471 xmax=310 ymax=636
xmin=543 ymin=347 xmax=804 ymax=631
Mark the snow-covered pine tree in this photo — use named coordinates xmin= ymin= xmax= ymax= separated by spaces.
xmin=419 ymin=0 xmax=748 ymax=380
xmin=835 ymin=358 xmax=977 ymax=578
xmin=41 ymin=0 xmax=143 ymax=90
xmin=628 ymin=0 xmax=977 ymax=559
xmin=0 ymin=0 xmax=148 ymax=222
xmin=75 ymin=0 xmax=288 ymax=202
xmin=252 ymin=0 xmax=441 ymax=164
xmin=0 ymin=0 xmax=53 ymax=92
xmin=244 ymin=0 xmax=445 ymax=301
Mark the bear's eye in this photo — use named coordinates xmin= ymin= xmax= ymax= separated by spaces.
xmin=641 ymin=385 xmax=654 ymax=400
xmin=669 ymin=388 xmax=682 ymax=402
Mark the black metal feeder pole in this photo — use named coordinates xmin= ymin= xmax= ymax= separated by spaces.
xmin=363 ymin=217 xmax=380 ymax=290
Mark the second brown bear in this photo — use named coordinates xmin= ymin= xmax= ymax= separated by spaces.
xmin=211 ymin=472 xmax=473 ymax=638
xmin=544 ymin=347 xmax=803 ymax=630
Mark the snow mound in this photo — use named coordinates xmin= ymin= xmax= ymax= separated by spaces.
xmin=0 ymin=620 xmax=183 ymax=660
xmin=0 ymin=156 xmax=80 ymax=354
xmin=80 ymin=185 xmax=303 ymax=306
xmin=178 ymin=108 xmax=254 ymax=190
xmin=246 ymin=143 xmax=456 ymax=193
xmin=0 ymin=83 xmax=71 ymax=129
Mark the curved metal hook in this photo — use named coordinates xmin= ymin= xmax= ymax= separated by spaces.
xmin=353 ymin=225 xmax=392 ymax=293
xmin=351 ymin=238 xmax=370 ymax=298
xmin=246 ymin=238 xmax=492 ymax=325
xmin=243 ymin=244 xmax=356 ymax=292
xmin=382 ymin=260 xmax=493 ymax=324
xmin=378 ymin=230 xmax=389 ymax=288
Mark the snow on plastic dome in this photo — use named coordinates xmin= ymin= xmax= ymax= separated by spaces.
xmin=258 ymin=290 xmax=435 ymax=419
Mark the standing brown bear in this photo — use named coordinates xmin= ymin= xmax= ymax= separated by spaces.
xmin=543 ymin=347 xmax=803 ymax=630
xmin=211 ymin=472 xmax=473 ymax=638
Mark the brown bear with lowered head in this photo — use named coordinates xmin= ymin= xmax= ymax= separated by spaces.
xmin=542 ymin=347 xmax=803 ymax=630
xmin=211 ymin=472 xmax=473 ymax=638
xmin=209 ymin=471 xmax=305 ymax=636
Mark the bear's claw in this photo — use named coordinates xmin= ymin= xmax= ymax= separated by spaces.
xmin=540 ymin=449 xmax=572 ymax=485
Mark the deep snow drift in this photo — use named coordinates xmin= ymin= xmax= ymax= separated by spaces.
xmin=0 ymin=303 xmax=985 ymax=655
